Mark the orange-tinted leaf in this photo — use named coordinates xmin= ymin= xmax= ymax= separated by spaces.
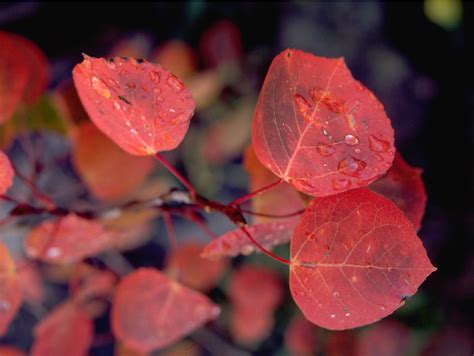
xmin=152 ymin=40 xmax=196 ymax=80
xmin=0 ymin=32 xmax=29 ymax=123
xmin=230 ymin=305 xmax=273 ymax=345
xmin=109 ymin=34 xmax=153 ymax=59
xmin=72 ymin=122 xmax=154 ymax=201
xmin=111 ymin=268 xmax=220 ymax=353
xmin=71 ymin=265 xmax=117 ymax=304
xmin=0 ymin=346 xmax=26 ymax=356
xmin=356 ymin=320 xmax=411 ymax=356
xmin=165 ymin=242 xmax=228 ymax=292
xmin=4 ymin=32 xmax=49 ymax=104
xmin=244 ymin=145 xmax=305 ymax=223
xmin=201 ymin=221 xmax=295 ymax=259
xmin=31 ymin=302 xmax=93 ymax=356
xmin=228 ymin=265 xmax=283 ymax=312
xmin=0 ymin=150 xmax=14 ymax=195
xmin=284 ymin=314 xmax=318 ymax=355
xmin=73 ymin=55 xmax=195 ymax=155
xmin=0 ymin=243 xmax=21 ymax=336
xmin=252 ymin=49 xmax=395 ymax=197
xmin=200 ymin=20 xmax=242 ymax=68
xmin=370 ymin=152 xmax=426 ymax=230
xmin=24 ymin=214 xmax=113 ymax=264
xmin=16 ymin=262 xmax=44 ymax=306
xmin=290 ymin=188 xmax=435 ymax=330
xmin=185 ymin=70 xmax=223 ymax=111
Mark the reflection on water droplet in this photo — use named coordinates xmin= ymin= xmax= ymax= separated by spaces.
xmin=46 ymin=247 xmax=61 ymax=258
xmin=345 ymin=312 xmax=351 ymax=317
xmin=332 ymin=178 xmax=350 ymax=190
xmin=295 ymin=179 xmax=316 ymax=191
xmin=316 ymin=143 xmax=335 ymax=157
xmin=330 ymin=314 xmax=336 ymax=319
xmin=166 ymin=75 xmax=184 ymax=92
xmin=91 ymin=76 xmax=111 ymax=99
xmin=368 ymin=135 xmax=390 ymax=152
xmin=149 ymin=70 xmax=161 ymax=84
xmin=333 ymin=292 xmax=340 ymax=298
xmin=294 ymin=94 xmax=313 ymax=122
xmin=322 ymin=128 xmax=329 ymax=136
xmin=113 ymin=101 xmax=121 ymax=110
xmin=338 ymin=157 xmax=366 ymax=177
xmin=354 ymin=148 xmax=361 ymax=154
xmin=344 ymin=134 xmax=359 ymax=146
xmin=106 ymin=60 xmax=116 ymax=70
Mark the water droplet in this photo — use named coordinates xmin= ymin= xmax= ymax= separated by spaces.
xmin=91 ymin=76 xmax=111 ymax=99
xmin=344 ymin=134 xmax=359 ymax=146
xmin=338 ymin=157 xmax=366 ymax=177
xmin=294 ymin=94 xmax=313 ymax=122
xmin=149 ymin=70 xmax=161 ymax=83
xmin=0 ymin=299 xmax=11 ymax=311
xmin=316 ymin=143 xmax=335 ymax=157
xmin=106 ymin=59 xmax=116 ymax=70
xmin=322 ymin=128 xmax=329 ymax=136
xmin=130 ymin=129 xmax=138 ymax=135
xmin=295 ymin=179 xmax=316 ymax=191
xmin=354 ymin=148 xmax=361 ymax=154
xmin=345 ymin=312 xmax=351 ymax=317
xmin=333 ymin=292 xmax=340 ymax=298
xmin=113 ymin=101 xmax=121 ymax=110
xmin=368 ymin=135 xmax=390 ymax=152
xmin=332 ymin=178 xmax=350 ymax=190
xmin=330 ymin=314 xmax=336 ymax=319
xmin=82 ymin=58 xmax=92 ymax=69
xmin=127 ymin=82 xmax=136 ymax=89
xmin=46 ymin=247 xmax=61 ymax=258
xmin=166 ymin=75 xmax=184 ymax=92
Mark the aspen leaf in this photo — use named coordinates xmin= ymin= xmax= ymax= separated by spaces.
xmin=290 ymin=188 xmax=435 ymax=330
xmin=252 ymin=49 xmax=395 ymax=197
xmin=73 ymin=55 xmax=195 ymax=155
xmin=0 ymin=150 xmax=14 ymax=195
xmin=111 ymin=268 xmax=220 ymax=353
xmin=0 ymin=243 xmax=21 ymax=336
xmin=356 ymin=320 xmax=411 ymax=356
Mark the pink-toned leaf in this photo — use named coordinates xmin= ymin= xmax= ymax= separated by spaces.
xmin=31 ymin=302 xmax=93 ymax=356
xmin=244 ymin=145 xmax=305 ymax=223
xmin=0 ymin=150 xmax=14 ymax=195
xmin=370 ymin=152 xmax=426 ymax=230
xmin=4 ymin=32 xmax=49 ymax=104
xmin=165 ymin=242 xmax=228 ymax=292
xmin=228 ymin=265 xmax=284 ymax=312
xmin=201 ymin=221 xmax=295 ymax=259
xmin=284 ymin=314 xmax=318 ymax=355
xmin=0 ymin=243 xmax=21 ymax=336
xmin=111 ymin=268 xmax=220 ymax=353
xmin=0 ymin=32 xmax=29 ymax=124
xmin=290 ymin=188 xmax=435 ymax=330
xmin=24 ymin=214 xmax=113 ymax=264
xmin=0 ymin=346 xmax=26 ymax=356
xmin=229 ymin=305 xmax=273 ymax=345
xmin=252 ymin=49 xmax=395 ymax=197
xmin=71 ymin=265 xmax=117 ymax=304
xmin=72 ymin=122 xmax=154 ymax=201
xmin=16 ymin=262 xmax=44 ymax=305
xmin=72 ymin=55 xmax=195 ymax=155
xmin=356 ymin=320 xmax=411 ymax=356
xmin=422 ymin=327 xmax=474 ymax=356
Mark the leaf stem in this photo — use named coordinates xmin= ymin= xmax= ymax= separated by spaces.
xmin=154 ymin=152 xmax=197 ymax=197
xmin=239 ymin=225 xmax=290 ymax=265
xmin=162 ymin=210 xmax=177 ymax=250
xmin=229 ymin=178 xmax=283 ymax=206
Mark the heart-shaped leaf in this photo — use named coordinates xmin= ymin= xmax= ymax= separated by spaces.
xmin=111 ymin=268 xmax=220 ymax=353
xmin=72 ymin=55 xmax=195 ymax=155
xmin=290 ymin=188 xmax=435 ymax=330
xmin=252 ymin=49 xmax=395 ymax=197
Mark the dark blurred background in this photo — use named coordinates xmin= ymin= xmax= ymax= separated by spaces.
xmin=1 ymin=1 xmax=473 ymax=355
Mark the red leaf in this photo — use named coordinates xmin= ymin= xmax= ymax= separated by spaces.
xmin=3 ymin=32 xmax=49 ymax=104
xmin=201 ymin=221 xmax=295 ymax=259
xmin=152 ymin=40 xmax=197 ymax=80
xmin=284 ymin=314 xmax=318 ymax=355
xmin=199 ymin=20 xmax=242 ymax=68
xmin=356 ymin=320 xmax=411 ymax=356
xmin=228 ymin=265 xmax=284 ymax=312
xmin=111 ymin=268 xmax=220 ymax=353
xmin=72 ymin=122 xmax=154 ymax=201
xmin=16 ymin=262 xmax=45 ymax=306
xmin=229 ymin=305 xmax=274 ymax=345
xmin=290 ymin=188 xmax=435 ymax=330
xmin=0 ymin=32 xmax=29 ymax=124
xmin=0 ymin=150 xmax=14 ymax=195
xmin=252 ymin=49 xmax=395 ymax=197
xmin=370 ymin=152 xmax=426 ymax=230
xmin=0 ymin=346 xmax=26 ymax=356
xmin=31 ymin=302 xmax=93 ymax=356
xmin=165 ymin=242 xmax=228 ymax=292
xmin=244 ymin=145 xmax=305 ymax=223
xmin=325 ymin=330 xmax=356 ymax=356
xmin=0 ymin=243 xmax=21 ymax=336
xmin=24 ymin=214 xmax=113 ymax=264
xmin=72 ymin=55 xmax=195 ymax=155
